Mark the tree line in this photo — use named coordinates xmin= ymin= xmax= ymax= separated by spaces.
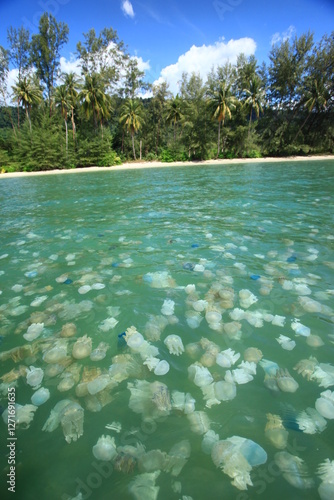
xmin=0 ymin=12 xmax=333 ymax=172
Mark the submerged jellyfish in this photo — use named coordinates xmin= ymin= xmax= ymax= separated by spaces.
xmin=128 ymin=471 xmax=160 ymax=500
xmin=153 ymin=360 xmax=170 ymax=376
xmin=187 ymin=410 xmax=210 ymax=435
xmin=315 ymin=390 xmax=334 ymax=419
xmin=90 ymin=342 xmax=109 ymax=361
xmin=265 ymin=414 xmax=288 ymax=449
xmin=167 ymin=440 xmax=191 ymax=476
xmin=276 ymin=335 xmax=296 ymax=351
xmin=23 ymin=322 xmax=44 ymax=341
xmin=26 ymin=366 xmax=44 ymax=389
xmin=60 ymin=323 xmax=77 ymax=338
xmin=216 ymin=349 xmax=240 ymax=368
xmin=161 ymin=299 xmax=175 ymax=316
xmin=188 ymin=363 xmax=213 ymax=387
xmin=72 ymin=335 xmax=92 ymax=359
xmin=164 ymin=335 xmax=184 ymax=356
xmin=43 ymin=399 xmax=84 ymax=443
xmin=276 ymin=369 xmax=299 ymax=393
xmin=317 ymin=459 xmax=334 ymax=500
xmin=296 ymin=407 xmax=327 ymax=434
xmin=43 ymin=340 xmax=68 ymax=364
xmin=92 ymin=435 xmax=117 ymax=461
xmin=2 ymin=403 xmax=37 ymax=428
xmin=274 ymin=451 xmax=314 ymax=489
xmin=239 ymin=289 xmax=258 ymax=309
xmin=31 ymin=387 xmax=50 ymax=406
xmin=202 ymin=430 xmax=219 ymax=454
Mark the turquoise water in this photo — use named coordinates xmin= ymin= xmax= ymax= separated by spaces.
xmin=0 ymin=161 xmax=333 ymax=500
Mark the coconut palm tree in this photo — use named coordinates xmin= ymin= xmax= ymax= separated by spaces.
xmin=54 ymin=84 xmax=70 ymax=156
xmin=293 ymin=76 xmax=330 ymax=143
xmin=61 ymin=72 xmax=80 ymax=141
xmin=79 ymin=73 xmax=108 ymax=129
xmin=11 ymin=76 xmax=42 ymax=131
xmin=165 ymin=94 xmax=183 ymax=142
xmin=119 ymin=98 xmax=144 ymax=160
xmin=208 ymin=82 xmax=238 ymax=157
xmin=243 ymin=76 xmax=265 ymax=135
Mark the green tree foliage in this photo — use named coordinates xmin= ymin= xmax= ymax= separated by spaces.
xmin=11 ymin=76 xmax=43 ymax=131
xmin=7 ymin=26 xmax=31 ymax=81
xmin=30 ymin=13 xmax=69 ymax=111
xmin=119 ymin=98 xmax=144 ymax=159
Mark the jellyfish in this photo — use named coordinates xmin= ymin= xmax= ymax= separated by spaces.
xmin=153 ymin=360 xmax=170 ymax=376
xmin=202 ymin=430 xmax=219 ymax=454
xmin=138 ymin=450 xmax=167 ymax=473
xmin=274 ymin=451 xmax=314 ymax=489
xmin=276 ymin=335 xmax=296 ymax=351
xmin=317 ymin=459 xmax=334 ymax=500
xmin=87 ymin=375 xmax=111 ymax=395
xmin=43 ymin=340 xmax=68 ymax=364
xmin=161 ymin=299 xmax=175 ymax=316
xmin=98 ymin=317 xmax=119 ymax=332
xmin=192 ymin=300 xmax=208 ymax=312
xmin=211 ymin=439 xmax=252 ymax=490
xmin=216 ymin=349 xmax=240 ymax=368
xmin=72 ymin=335 xmax=92 ymax=359
xmin=166 ymin=440 xmax=191 ymax=476
xmin=188 ymin=363 xmax=213 ymax=387
xmin=315 ymin=390 xmax=334 ymax=419
xmin=164 ymin=335 xmax=184 ymax=356
xmin=26 ymin=366 xmax=44 ymax=389
xmin=296 ymin=407 xmax=327 ymax=434
xmin=291 ymin=319 xmax=311 ymax=337
xmin=229 ymin=308 xmax=246 ymax=321
xmin=171 ymin=391 xmax=195 ymax=414
xmin=187 ymin=411 xmax=210 ymax=435
xmin=2 ymin=403 xmax=37 ymax=428
xmin=239 ymin=289 xmax=258 ymax=309
xmin=43 ymin=399 xmax=84 ymax=443
xmin=31 ymin=387 xmax=50 ymax=406
xmin=90 ymin=342 xmax=109 ymax=361
xmin=306 ymin=335 xmax=324 ymax=347
xmin=311 ymin=364 xmax=334 ymax=388
xmin=128 ymin=471 xmax=160 ymax=500
xmin=225 ymin=368 xmax=253 ymax=385
xmin=265 ymin=414 xmax=288 ymax=449
xmin=215 ymin=380 xmax=237 ymax=401
xmin=144 ymin=315 xmax=168 ymax=342
xmin=60 ymin=322 xmax=77 ymax=338
xmin=201 ymin=383 xmax=220 ymax=408
xmin=276 ymin=369 xmax=299 ymax=393
xmin=92 ymin=435 xmax=117 ymax=461
xmin=23 ymin=322 xmax=44 ymax=341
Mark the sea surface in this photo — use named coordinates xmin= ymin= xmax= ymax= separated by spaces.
xmin=0 ymin=161 xmax=333 ymax=500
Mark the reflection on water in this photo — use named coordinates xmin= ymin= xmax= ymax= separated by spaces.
xmin=0 ymin=161 xmax=333 ymax=500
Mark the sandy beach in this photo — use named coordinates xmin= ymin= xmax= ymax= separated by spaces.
xmin=1 ymin=155 xmax=333 ymax=179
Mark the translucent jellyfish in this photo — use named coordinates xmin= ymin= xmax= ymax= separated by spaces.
xmin=166 ymin=440 xmax=191 ymax=476
xmin=202 ymin=430 xmax=219 ymax=454
xmin=23 ymin=322 xmax=44 ymax=341
xmin=317 ymin=460 xmax=334 ymax=500
xmin=271 ymin=315 xmax=286 ymax=327
xmin=31 ymin=387 xmax=50 ymax=406
xmin=298 ymin=296 xmax=322 ymax=313
xmin=260 ymin=358 xmax=279 ymax=376
xmin=265 ymin=414 xmax=288 ymax=449
xmin=98 ymin=317 xmax=119 ymax=332
xmin=128 ymin=471 xmax=160 ymax=500
xmin=223 ymin=321 xmax=242 ymax=339
xmin=164 ymin=335 xmax=184 ymax=356
xmin=72 ymin=335 xmax=92 ymax=359
xmin=188 ymin=363 xmax=213 ymax=387
xmin=185 ymin=284 xmax=196 ymax=294
xmin=296 ymin=408 xmax=327 ymax=434
xmin=276 ymin=335 xmax=296 ymax=351
xmin=43 ymin=399 xmax=84 ymax=443
xmin=90 ymin=342 xmax=109 ymax=361
xmin=26 ymin=366 xmax=44 ymax=389
xmin=225 ymin=368 xmax=253 ymax=385
xmin=274 ymin=451 xmax=314 ymax=489
xmin=216 ymin=349 xmax=240 ymax=368
xmin=128 ymin=380 xmax=171 ymax=420
xmin=201 ymin=383 xmax=220 ymax=408
xmin=185 ymin=342 xmax=202 ymax=359
xmin=138 ymin=449 xmax=167 ymax=473
xmin=144 ymin=271 xmax=175 ymax=288
xmin=315 ymin=390 xmax=334 ymax=419
xmin=276 ymin=369 xmax=299 ymax=393
xmin=171 ymin=391 xmax=195 ymax=414
xmin=161 ymin=299 xmax=175 ymax=316
xmin=291 ymin=319 xmax=311 ymax=337
xmin=244 ymin=347 xmax=263 ymax=363
xmin=144 ymin=315 xmax=168 ymax=342
xmin=187 ymin=411 xmax=210 ymax=435
xmin=311 ymin=364 xmax=334 ymax=388
xmin=192 ymin=300 xmax=208 ymax=312
xmin=153 ymin=360 xmax=170 ymax=376
xmin=92 ymin=435 xmax=117 ymax=461
xmin=214 ymin=380 xmax=237 ymax=401
xmin=60 ymin=323 xmax=77 ymax=338
xmin=43 ymin=340 xmax=68 ymax=364
xmin=2 ymin=403 xmax=37 ymax=428
xmin=87 ymin=375 xmax=111 ymax=395
xmin=306 ymin=335 xmax=324 ymax=347
xmin=205 ymin=310 xmax=222 ymax=324
xmin=229 ymin=308 xmax=246 ymax=321
xmin=126 ymin=331 xmax=145 ymax=350
xmin=185 ymin=310 xmax=203 ymax=329
xmin=239 ymin=289 xmax=258 ymax=309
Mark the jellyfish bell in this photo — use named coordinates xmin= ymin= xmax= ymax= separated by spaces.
xmin=153 ymin=360 xmax=170 ymax=376
xmin=43 ymin=340 xmax=68 ymax=364
xmin=72 ymin=335 xmax=92 ymax=359
xmin=244 ymin=347 xmax=263 ymax=363
xmin=188 ymin=363 xmax=213 ymax=387
xmin=274 ymin=451 xmax=314 ymax=489
xmin=60 ymin=322 xmax=77 ymax=338
xmin=216 ymin=349 xmax=240 ymax=368
xmin=265 ymin=414 xmax=288 ymax=449
xmin=315 ymin=390 xmax=334 ymax=419
xmin=31 ymin=387 xmax=50 ymax=406
xmin=214 ymin=380 xmax=237 ymax=401
xmin=239 ymin=289 xmax=258 ymax=309
xmin=202 ymin=430 xmax=219 ymax=454
xmin=92 ymin=435 xmax=117 ymax=461
xmin=164 ymin=335 xmax=184 ymax=356
xmin=23 ymin=322 xmax=44 ymax=341
xmin=26 ymin=366 xmax=44 ymax=389
xmin=276 ymin=369 xmax=299 ymax=393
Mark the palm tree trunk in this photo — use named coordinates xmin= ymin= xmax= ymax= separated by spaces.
xmin=132 ymin=133 xmax=136 ymax=160
xmin=17 ymin=99 xmax=20 ymax=129
xmin=292 ymin=111 xmax=312 ymax=144
xmin=217 ymin=120 xmax=221 ymax=157
xmin=71 ymin=107 xmax=76 ymax=142
xmin=26 ymin=107 xmax=31 ymax=132
xmin=248 ymin=107 xmax=252 ymax=137
xmin=64 ymin=119 xmax=68 ymax=157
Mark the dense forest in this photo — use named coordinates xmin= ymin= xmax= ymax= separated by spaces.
xmin=0 ymin=12 xmax=333 ymax=171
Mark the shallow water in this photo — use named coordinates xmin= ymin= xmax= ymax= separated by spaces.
xmin=0 ymin=161 xmax=333 ymax=500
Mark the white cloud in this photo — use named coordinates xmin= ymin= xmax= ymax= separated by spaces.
xmin=59 ymin=56 xmax=82 ymax=76
xmin=154 ymin=37 xmax=257 ymax=94
xmin=271 ymin=25 xmax=296 ymax=46
xmin=121 ymin=0 xmax=135 ymax=18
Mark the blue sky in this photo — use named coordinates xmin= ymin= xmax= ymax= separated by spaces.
xmin=1 ymin=0 xmax=333 ymax=94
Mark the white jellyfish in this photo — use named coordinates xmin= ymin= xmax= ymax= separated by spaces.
xmin=291 ymin=319 xmax=311 ymax=337
xmin=265 ymin=414 xmax=288 ymax=449
xmin=2 ymin=403 xmax=37 ymax=428
xmin=60 ymin=322 xmax=77 ymax=338
xmin=296 ymin=408 xmax=327 ymax=434
xmin=187 ymin=411 xmax=210 ymax=435
xmin=31 ymin=387 xmax=50 ymax=406
xmin=72 ymin=335 xmax=92 ymax=359
xmin=153 ymin=360 xmax=170 ymax=376
xmin=167 ymin=440 xmax=191 ymax=476
xmin=239 ymin=289 xmax=258 ymax=309
xmin=276 ymin=369 xmax=299 ymax=393
xmin=317 ymin=459 xmax=334 ymax=500
xmin=202 ymin=430 xmax=219 ymax=454
xmin=274 ymin=451 xmax=314 ymax=489
xmin=43 ymin=399 xmax=84 ymax=443
xmin=26 ymin=366 xmax=44 ymax=389
xmin=164 ymin=335 xmax=184 ymax=356
xmin=188 ymin=363 xmax=213 ymax=387
xmin=216 ymin=349 xmax=240 ymax=368
xmin=92 ymin=435 xmax=117 ymax=461
xmin=315 ymin=390 xmax=334 ymax=419
xmin=87 ymin=375 xmax=111 ymax=395
xmin=161 ymin=299 xmax=175 ymax=316
xmin=214 ymin=380 xmax=237 ymax=401
xmin=43 ymin=340 xmax=68 ymax=364
xmin=128 ymin=471 xmax=160 ymax=500
xmin=276 ymin=334 xmax=296 ymax=351
xmin=23 ymin=322 xmax=44 ymax=341
xmin=90 ymin=342 xmax=109 ymax=361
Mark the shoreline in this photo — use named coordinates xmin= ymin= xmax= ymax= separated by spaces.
xmin=1 ymin=154 xmax=333 ymax=179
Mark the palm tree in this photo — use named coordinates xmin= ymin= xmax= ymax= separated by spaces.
xmin=243 ymin=76 xmax=265 ymax=135
xmin=165 ymin=95 xmax=183 ymax=142
xmin=54 ymin=84 xmax=70 ymax=156
xmin=293 ymin=76 xmax=330 ymax=143
xmin=119 ymin=98 xmax=144 ymax=160
xmin=208 ymin=82 xmax=238 ymax=157
xmin=79 ymin=73 xmax=108 ymax=129
xmin=11 ymin=76 xmax=42 ymax=131
xmin=61 ymin=72 xmax=80 ymax=141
